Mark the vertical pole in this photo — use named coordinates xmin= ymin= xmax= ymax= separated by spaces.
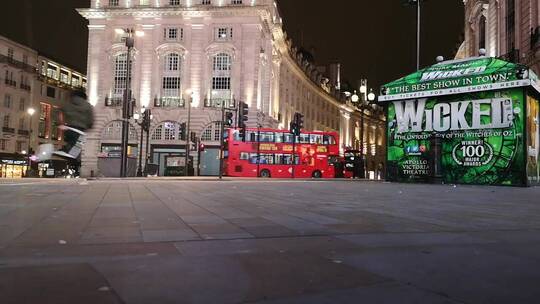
xmin=359 ymin=107 xmax=365 ymax=178
xmin=219 ymin=101 xmax=225 ymax=180
xmin=145 ymin=119 xmax=150 ymax=176
xmin=184 ymin=96 xmax=192 ymax=176
xmin=291 ymin=134 xmax=296 ymax=179
xmin=27 ymin=115 xmax=32 ymax=177
xmin=416 ymin=0 xmax=421 ymax=71
xmin=121 ymin=36 xmax=132 ymax=178
xmin=257 ymin=124 xmax=261 ymax=177
xmin=137 ymin=119 xmax=144 ymax=177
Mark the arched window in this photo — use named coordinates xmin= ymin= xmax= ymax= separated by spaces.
xmin=478 ymin=15 xmax=486 ymax=50
xmin=102 ymin=120 xmax=138 ymax=140
xmin=151 ymin=121 xmax=184 ymax=141
xmin=159 ymin=53 xmax=183 ymax=107
xmin=201 ymin=121 xmax=222 ymax=142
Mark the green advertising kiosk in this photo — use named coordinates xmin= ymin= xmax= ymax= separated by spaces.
xmin=379 ymin=56 xmax=540 ymax=186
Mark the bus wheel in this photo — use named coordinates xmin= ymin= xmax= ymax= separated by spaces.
xmin=312 ymin=170 xmax=322 ymax=178
xmin=260 ymin=169 xmax=271 ymax=178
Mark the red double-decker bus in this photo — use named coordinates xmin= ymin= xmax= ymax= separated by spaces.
xmin=223 ymin=128 xmax=340 ymax=178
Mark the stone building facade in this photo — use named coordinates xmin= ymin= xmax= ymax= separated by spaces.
xmin=0 ymin=34 xmax=86 ymax=178
xmin=461 ymin=0 xmax=540 ymax=74
xmin=78 ymin=0 xmax=385 ymax=177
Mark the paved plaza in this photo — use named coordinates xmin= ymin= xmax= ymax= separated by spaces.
xmin=0 ymin=179 xmax=539 ymax=303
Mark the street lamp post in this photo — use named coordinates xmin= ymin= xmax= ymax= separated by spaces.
xmin=351 ymin=84 xmax=376 ymax=179
xmin=26 ymin=107 xmax=35 ymax=177
xmin=184 ymin=89 xmax=193 ymax=177
xmin=117 ymin=28 xmax=144 ymax=177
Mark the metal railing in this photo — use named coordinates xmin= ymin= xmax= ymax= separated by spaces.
xmin=2 ymin=127 xmax=15 ymax=134
xmin=0 ymin=54 xmax=36 ymax=73
xmin=154 ymin=97 xmax=185 ymax=108
xmin=105 ymin=96 xmax=123 ymax=107
xmin=204 ymin=98 xmax=236 ymax=109
xmin=20 ymin=83 xmax=31 ymax=91
xmin=4 ymin=78 xmax=16 ymax=87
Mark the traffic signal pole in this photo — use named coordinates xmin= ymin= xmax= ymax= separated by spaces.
xmin=219 ymin=100 xmax=226 ymax=180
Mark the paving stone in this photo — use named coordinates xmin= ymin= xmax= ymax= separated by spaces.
xmin=142 ymin=229 xmax=200 ymax=242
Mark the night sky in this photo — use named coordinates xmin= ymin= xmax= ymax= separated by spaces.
xmin=0 ymin=0 xmax=464 ymax=90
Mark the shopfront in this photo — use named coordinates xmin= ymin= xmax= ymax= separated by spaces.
xmin=0 ymin=153 xmax=29 ymax=178
xmin=380 ymin=57 xmax=540 ymax=186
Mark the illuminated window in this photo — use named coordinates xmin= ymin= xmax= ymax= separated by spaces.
xmin=212 ymin=53 xmax=232 ymax=91
xmin=39 ymin=103 xmax=51 ymax=138
xmin=152 ymin=125 xmax=163 ymax=140
xmin=201 ymin=122 xmax=222 ymax=142
xmin=109 ymin=0 xmax=119 ymax=6
xmin=112 ymin=53 xmax=130 ymax=98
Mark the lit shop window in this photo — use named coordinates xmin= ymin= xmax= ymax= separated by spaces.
xmin=39 ymin=103 xmax=51 ymax=139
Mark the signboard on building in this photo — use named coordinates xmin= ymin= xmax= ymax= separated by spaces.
xmin=381 ymin=57 xmax=540 ymax=186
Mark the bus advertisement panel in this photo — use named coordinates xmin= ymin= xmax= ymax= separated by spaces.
xmin=224 ymin=128 xmax=340 ymax=178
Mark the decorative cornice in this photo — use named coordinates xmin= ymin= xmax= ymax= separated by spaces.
xmin=77 ymin=6 xmax=270 ymax=20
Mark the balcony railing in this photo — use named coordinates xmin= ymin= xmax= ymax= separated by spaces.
xmin=154 ymin=97 xmax=185 ymax=108
xmin=2 ymin=127 xmax=15 ymax=134
xmin=20 ymin=83 xmax=31 ymax=91
xmin=17 ymin=129 xmax=29 ymax=136
xmin=37 ymin=74 xmax=86 ymax=91
xmin=4 ymin=78 xmax=16 ymax=87
xmin=0 ymin=54 xmax=36 ymax=73
xmin=204 ymin=98 xmax=236 ymax=109
xmin=105 ymin=96 xmax=123 ymax=107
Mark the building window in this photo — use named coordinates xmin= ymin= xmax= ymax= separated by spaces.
xmin=201 ymin=122 xmax=222 ymax=142
xmin=212 ymin=77 xmax=231 ymax=90
xmin=60 ymin=70 xmax=70 ymax=84
xmin=152 ymin=125 xmax=163 ymax=140
xmin=112 ymin=53 xmax=130 ymax=98
xmin=169 ymin=0 xmax=181 ymax=5
xmin=0 ymin=139 xmax=6 ymax=150
xmin=4 ymin=94 xmax=11 ymax=108
xmin=211 ymin=53 xmax=232 ymax=94
xmin=478 ymin=15 xmax=486 ymax=50
xmin=47 ymin=64 xmax=58 ymax=80
xmin=109 ymin=0 xmax=119 ymax=6
xmin=506 ymin=0 xmax=515 ymax=51
xmin=231 ymin=0 xmax=242 ymax=4
xmin=161 ymin=53 xmax=182 ymax=103
xmin=102 ymin=121 xmax=137 ymax=140
xmin=7 ymin=48 xmax=14 ymax=60
xmin=46 ymin=87 xmax=56 ymax=98
xmin=51 ymin=107 xmax=63 ymax=140
xmin=164 ymin=27 xmax=183 ymax=41
xmin=3 ymin=114 xmax=10 ymax=128
xmin=19 ymin=117 xmax=25 ymax=130
xmin=140 ymin=0 xmax=150 ymax=5
xmin=215 ymin=27 xmax=233 ymax=41
xmin=164 ymin=122 xmax=178 ymax=140
xmin=39 ymin=103 xmax=51 ymax=138
xmin=16 ymin=141 xmax=24 ymax=152
xmin=19 ymin=98 xmax=25 ymax=111
xmin=201 ymin=0 xmax=211 ymax=4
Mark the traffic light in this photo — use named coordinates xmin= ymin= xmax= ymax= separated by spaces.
xmin=199 ymin=143 xmax=205 ymax=152
xmin=179 ymin=122 xmax=187 ymax=140
xmin=238 ymin=102 xmax=249 ymax=141
xmin=291 ymin=112 xmax=304 ymax=136
xmin=225 ymin=112 xmax=234 ymax=127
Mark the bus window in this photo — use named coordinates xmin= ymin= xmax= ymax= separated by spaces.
xmin=284 ymin=133 xmax=294 ymax=143
xmin=323 ymin=135 xmax=336 ymax=145
xmin=275 ymin=132 xmax=284 ymax=143
xmin=246 ymin=131 xmax=257 ymax=142
xmin=298 ymin=134 xmax=310 ymax=143
xmin=310 ymin=134 xmax=323 ymax=144
xmin=259 ymin=153 xmax=274 ymax=164
xmin=232 ymin=130 xmax=241 ymax=141
xmin=240 ymin=152 xmax=249 ymax=160
xmin=259 ymin=132 xmax=275 ymax=143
